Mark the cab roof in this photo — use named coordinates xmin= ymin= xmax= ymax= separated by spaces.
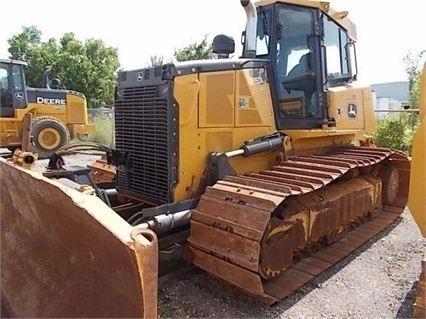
xmin=0 ymin=59 xmax=28 ymax=66
xmin=256 ymin=0 xmax=357 ymax=41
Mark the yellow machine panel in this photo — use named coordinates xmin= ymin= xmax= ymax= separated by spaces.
xmin=328 ymin=85 xmax=376 ymax=131
xmin=198 ymin=71 xmax=235 ymax=127
xmin=409 ymin=63 xmax=426 ymax=237
xmin=235 ymin=68 xmax=274 ymax=127
xmin=409 ymin=62 xmax=426 ymax=319
xmin=174 ymin=72 xmax=276 ymax=201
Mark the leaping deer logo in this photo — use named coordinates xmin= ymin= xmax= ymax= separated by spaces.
xmin=348 ymin=103 xmax=357 ymax=119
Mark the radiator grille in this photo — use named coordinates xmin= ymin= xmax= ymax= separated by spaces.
xmin=115 ymin=84 xmax=174 ymax=204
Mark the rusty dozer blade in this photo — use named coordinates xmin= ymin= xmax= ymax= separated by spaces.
xmin=0 ymin=158 xmax=158 ymax=318
xmin=188 ymin=147 xmax=410 ymax=305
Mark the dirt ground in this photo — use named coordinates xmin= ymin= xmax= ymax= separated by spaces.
xmin=32 ymin=154 xmax=425 ymax=319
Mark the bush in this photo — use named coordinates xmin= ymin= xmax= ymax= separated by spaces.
xmin=373 ymin=112 xmax=418 ymax=154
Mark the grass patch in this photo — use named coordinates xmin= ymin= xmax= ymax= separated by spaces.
xmin=90 ymin=113 xmax=114 ymax=147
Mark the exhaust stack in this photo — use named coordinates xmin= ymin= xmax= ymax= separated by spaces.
xmin=240 ymin=0 xmax=257 ymax=58
xmin=42 ymin=68 xmax=52 ymax=89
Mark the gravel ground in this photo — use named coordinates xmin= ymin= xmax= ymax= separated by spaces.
xmin=31 ymin=154 xmax=426 ymax=319
xmin=157 ymin=211 xmax=425 ymax=319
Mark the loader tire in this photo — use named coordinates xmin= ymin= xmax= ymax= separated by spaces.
xmin=31 ymin=116 xmax=70 ymax=159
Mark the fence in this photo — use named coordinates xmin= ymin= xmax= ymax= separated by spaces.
xmin=374 ymin=108 xmax=419 ymax=130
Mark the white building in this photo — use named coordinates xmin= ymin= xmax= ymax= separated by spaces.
xmin=371 ymin=81 xmax=409 ymax=117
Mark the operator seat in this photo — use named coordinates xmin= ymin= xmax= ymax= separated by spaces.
xmin=287 ymin=53 xmax=312 ymax=79
xmin=283 ymin=52 xmax=317 ymax=115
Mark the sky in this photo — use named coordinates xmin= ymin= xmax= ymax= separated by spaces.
xmin=1 ymin=0 xmax=424 ymax=85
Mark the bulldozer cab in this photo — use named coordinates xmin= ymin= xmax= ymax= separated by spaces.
xmin=246 ymin=1 xmax=357 ymax=129
xmin=0 ymin=59 xmax=28 ymax=117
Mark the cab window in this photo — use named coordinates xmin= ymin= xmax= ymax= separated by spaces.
xmin=255 ymin=8 xmax=272 ymax=56
xmin=12 ymin=64 xmax=24 ymax=91
xmin=0 ymin=66 xmax=9 ymax=91
xmin=323 ymin=16 xmax=351 ymax=84
xmin=0 ymin=65 xmax=12 ymax=108
xmin=0 ymin=65 xmax=13 ymax=111
xmin=276 ymin=6 xmax=317 ymax=118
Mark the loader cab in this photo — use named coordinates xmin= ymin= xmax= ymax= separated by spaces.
xmin=0 ymin=59 xmax=28 ymax=117
xmin=245 ymin=1 xmax=357 ymax=129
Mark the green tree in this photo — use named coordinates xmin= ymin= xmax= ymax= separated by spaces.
xmin=7 ymin=26 xmax=55 ymax=88
xmin=8 ymin=26 xmax=120 ymax=108
xmin=403 ymin=49 xmax=425 ymax=109
xmin=373 ymin=49 xmax=425 ymax=153
xmin=173 ymin=35 xmax=214 ymax=62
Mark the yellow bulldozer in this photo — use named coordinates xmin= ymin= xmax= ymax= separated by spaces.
xmin=0 ymin=58 xmax=95 ymax=158
xmin=1 ymin=0 xmax=424 ymax=317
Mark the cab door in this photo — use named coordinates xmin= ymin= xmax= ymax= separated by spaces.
xmin=0 ymin=62 xmax=28 ymax=117
xmin=0 ymin=63 xmax=14 ymax=116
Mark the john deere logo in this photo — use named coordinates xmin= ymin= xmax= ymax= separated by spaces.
xmin=348 ymin=103 xmax=357 ymax=119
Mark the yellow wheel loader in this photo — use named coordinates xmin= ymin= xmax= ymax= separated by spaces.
xmin=0 ymin=59 xmax=95 ymax=158
xmin=0 ymin=0 xmax=423 ymax=317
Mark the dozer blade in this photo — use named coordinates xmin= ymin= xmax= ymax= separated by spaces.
xmin=0 ymin=158 xmax=158 ymax=318
xmin=188 ymin=147 xmax=410 ymax=305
